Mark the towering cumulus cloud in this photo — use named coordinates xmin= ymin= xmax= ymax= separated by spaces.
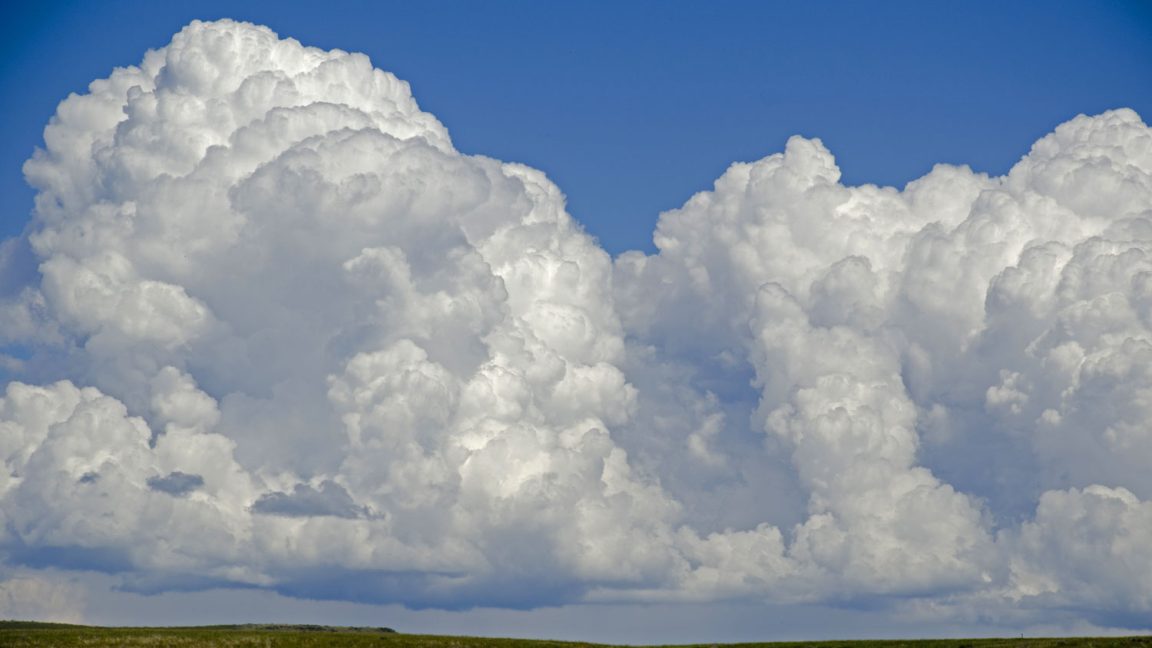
xmin=0 ymin=19 xmax=1149 ymax=629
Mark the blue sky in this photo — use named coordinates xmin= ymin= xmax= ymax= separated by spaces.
xmin=3 ymin=1 xmax=1151 ymax=254
xmin=3 ymin=1 xmax=1152 ymax=640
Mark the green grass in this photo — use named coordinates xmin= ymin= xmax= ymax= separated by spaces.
xmin=0 ymin=622 xmax=1149 ymax=648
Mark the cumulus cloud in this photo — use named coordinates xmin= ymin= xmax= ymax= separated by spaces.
xmin=615 ymin=109 xmax=1152 ymax=614
xmin=0 ymin=18 xmax=1150 ymax=630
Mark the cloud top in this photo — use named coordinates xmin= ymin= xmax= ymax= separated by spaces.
xmin=1 ymin=19 xmax=1151 ymax=629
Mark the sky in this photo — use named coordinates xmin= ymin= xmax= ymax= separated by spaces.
xmin=3 ymin=1 xmax=1151 ymax=254
xmin=2 ymin=0 xmax=1152 ymax=642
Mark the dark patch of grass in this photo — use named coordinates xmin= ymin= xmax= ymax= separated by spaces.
xmin=0 ymin=620 xmax=88 ymax=630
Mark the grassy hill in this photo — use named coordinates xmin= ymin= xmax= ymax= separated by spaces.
xmin=1 ymin=622 xmax=1150 ymax=648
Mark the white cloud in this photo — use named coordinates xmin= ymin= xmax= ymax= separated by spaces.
xmin=615 ymin=108 xmax=1152 ymax=614
xmin=1005 ymin=486 xmax=1152 ymax=614
xmin=0 ymin=17 xmax=1150 ymax=631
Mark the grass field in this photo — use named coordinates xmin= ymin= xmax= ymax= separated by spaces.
xmin=1 ymin=622 xmax=1150 ymax=648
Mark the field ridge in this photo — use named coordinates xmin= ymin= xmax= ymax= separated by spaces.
xmin=1 ymin=621 xmax=1150 ymax=647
